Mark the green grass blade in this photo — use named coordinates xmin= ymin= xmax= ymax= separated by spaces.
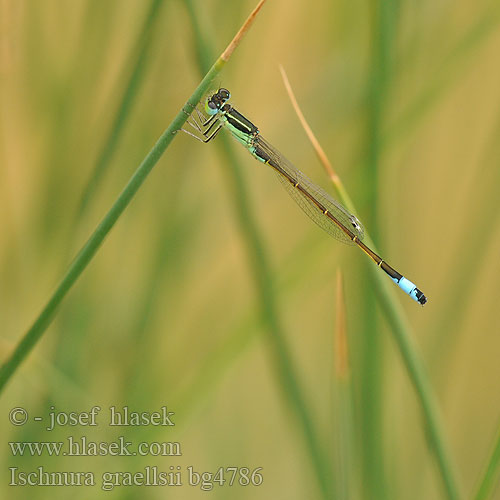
xmin=0 ymin=0 xmax=268 ymax=394
xmin=183 ymin=2 xmax=333 ymax=497
xmin=280 ymin=69 xmax=463 ymax=500
xmin=183 ymin=0 xmax=213 ymax=74
xmin=473 ymin=420 xmax=500 ymax=500
xmin=76 ymin=0 xmax=167 ymax=218
xmin=358 ymin=3 xmax=401 ymax=496
xmin=387 ymin=3 xmax=500 ymax=148
xmin=333 ymin=271 xmax=355 ymax=500
xmin=372 ymin=265 xmax=462 ymax=500
xmin=429 ymin=105 xmax=500 ymax=368
xmin=217 ymin=134 xmax=333 ymax=500
xmin=343 ymin=5 xmax=500 ymax=185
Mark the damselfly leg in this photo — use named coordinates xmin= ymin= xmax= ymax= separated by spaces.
xmin=181 ymin=107 xmax=222 ymax=143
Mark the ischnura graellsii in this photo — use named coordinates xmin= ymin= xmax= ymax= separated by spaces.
xmin=184 ymin=88 xmax=427 ymax=305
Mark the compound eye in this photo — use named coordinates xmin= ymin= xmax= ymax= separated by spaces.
xmin=219 ymin=88 xmax=231 ymax=100
xmin=205 ymin=100 xmax=218 ymax=115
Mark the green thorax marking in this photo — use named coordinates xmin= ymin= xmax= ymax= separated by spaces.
xmin=220 ymin=106 xmax=258 ymax=148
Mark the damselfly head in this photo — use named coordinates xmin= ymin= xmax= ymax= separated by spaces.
xmin=205 ymin=88 xmax=231 ymax=116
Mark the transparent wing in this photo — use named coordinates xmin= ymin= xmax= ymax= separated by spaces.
xmin=255 ymin=135 xmax=364 ymax=245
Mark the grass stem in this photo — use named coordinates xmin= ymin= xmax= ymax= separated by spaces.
xmin=76 ymin=0 xmax=167 ymax=218
xmin=333 ymin=270 xmax=354 ymax=500
xmin=280 ymin=67 xmax=463 ymax=500
xmin=0 ymin=0 xmax=267 ymax=394
xmin=183 ymin=2 xmax=333 ymax=497
xmin=473 ymin=420 xmax=500 ymax=500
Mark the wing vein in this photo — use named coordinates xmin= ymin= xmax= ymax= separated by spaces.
xmin=255 ymin=135 xmax=364 ymax=245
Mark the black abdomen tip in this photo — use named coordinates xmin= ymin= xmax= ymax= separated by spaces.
xmin=415 ymin=289 xmax=427 ymax=305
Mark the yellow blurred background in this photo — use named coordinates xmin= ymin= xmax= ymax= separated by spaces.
xmin=1 ymin=0 xmax=500 ymax=498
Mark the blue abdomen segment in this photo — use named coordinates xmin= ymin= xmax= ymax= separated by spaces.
xmin=392 ymin=276 xmax=427 ymax=305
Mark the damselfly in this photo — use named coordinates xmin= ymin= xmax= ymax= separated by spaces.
xmin=183 ymin=88 xmax=427 ymax=305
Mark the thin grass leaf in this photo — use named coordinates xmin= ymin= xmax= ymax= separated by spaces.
xmin=50 ymin=0 xmax=170 ymax=389
xmin=183 ymin=2 xmax=333 ymax=498
xmin=473 ymin=419 xmax=500 ymax=500
xmin=387 ymin=3 xmax=500 ymax=149
xmin=0 ymin=0 xmax=268 ymax=394
xmin=430 ymin=104 xmax=500 ymax=369
xmin=76 ymin=0 xmax=168 ymax=218
xmin=356 ymin=4 xmax=402 ymax=495
xmin=344 ymin=4 xmax=500 ymax=186
xmin=280 ymin=67 xmax=463 ymax=500
xmin=333 ymin=270 xmax=355 ymax=500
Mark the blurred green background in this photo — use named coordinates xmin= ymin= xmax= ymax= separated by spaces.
xmin=1 ymin=0 xmax=500 ymax=498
